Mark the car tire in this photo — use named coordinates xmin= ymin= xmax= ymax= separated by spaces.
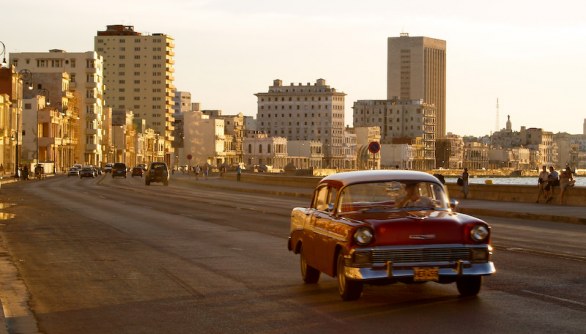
xmin=456 ymin=276 xmax=482 ymax=297
xmin=164 ymin=181 xmax=169 ymax=186
xmin=337 ymin=252 xmax=362 ymax=301
xmin=300 ymin=246 xmax=320 ymax=284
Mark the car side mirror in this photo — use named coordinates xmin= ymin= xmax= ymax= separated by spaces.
xmin=450 ymin=199 xmax=459 ymax=212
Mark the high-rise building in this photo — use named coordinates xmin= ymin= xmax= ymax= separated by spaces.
xmin=255 ymin=79 xmax=346 ymax=168
xmin=9 ymin=50 xmax=105 ymax=166
xmin=95 ymin=24 xmax=176 ymax=165
xmin=387 ymin=33 xmax=446 ymax=139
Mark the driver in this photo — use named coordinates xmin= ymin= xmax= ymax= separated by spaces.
xmin=396 ymin=183 xmax=434 ymax=208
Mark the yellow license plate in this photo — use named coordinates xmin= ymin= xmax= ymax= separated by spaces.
xmin=413 ymin=267 xmax=439 ymax=281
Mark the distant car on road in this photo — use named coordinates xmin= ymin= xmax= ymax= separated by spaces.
xmin=67 ymin=167 xmax=80 ymax=177
xmin=288 ymin=170 xmax=495 ymax=301
xmin=112 ymin=163 xmax=127 ymax=178
xmin=131 ymin=166 xmax=144 ymax=177
xmin=104 ymin=163 xmax=113 ymax=173
xmin=145 ymin=162 xmax=169 ymax=186
xmin=79 ymin=166 xmax=96 ymax=178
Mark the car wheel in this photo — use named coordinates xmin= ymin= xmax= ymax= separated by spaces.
xmin=337 ymin=252 xmax=362 ymax=301
xmin=164 ymin=181 xmax=169 ymax=186
xmin=456 ymin=276 xmax=482 ymax=297
xmin=300 ymin=246 xmax=320 ymax=284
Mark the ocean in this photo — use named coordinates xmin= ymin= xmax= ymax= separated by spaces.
xmin=444 ymin=176 xmax=586 ymax=187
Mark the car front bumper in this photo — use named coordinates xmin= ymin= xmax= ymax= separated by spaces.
xmin=344 ymin=244 xmax=495 ymax=281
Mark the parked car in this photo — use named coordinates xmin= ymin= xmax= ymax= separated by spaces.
xmin=112 ymin=163 xmax=127 ymax=178
xmin=104 ymin=163 xmax=114 ymax=173
xmin=79 ymin=166 xmax=96 ymax=178
xmin=288 ymin=170 xmax=495 ymax=301
xmin=67 ymin=167 xmax=80 ymax=177
xmin=145 ymin=162 xmax=169 ymax=186
xmin=131 ymin=166 xmax=144 ymax=177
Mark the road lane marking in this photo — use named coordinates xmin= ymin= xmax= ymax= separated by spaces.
xmin=522 ymin=290 xmax=586 ymax=307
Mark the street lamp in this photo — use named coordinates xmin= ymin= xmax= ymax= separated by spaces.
xmin=35 ymin=88 xmax=50 ymax=164
xmin=12 ymin=70 xmax=35 ymax=177
xmin=0 ymin=41 xmax=7 ymax=68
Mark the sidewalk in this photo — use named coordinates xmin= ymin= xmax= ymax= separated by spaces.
xmin=176 ymin=174 xmax=586 ymax=225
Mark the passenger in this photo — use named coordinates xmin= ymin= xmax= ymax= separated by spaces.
xmin=536 ymin=165 xmax=549 ymax=203
xmin=559 ymin=166 xmax=574 ymax=205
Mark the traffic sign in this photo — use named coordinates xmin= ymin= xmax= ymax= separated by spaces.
xmin=187 ymin=154 xmax=192 ymax=160
xmin=368 ymin=141 xmax=380 ymax=154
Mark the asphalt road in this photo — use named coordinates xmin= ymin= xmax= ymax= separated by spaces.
xmin=0 ymin=175 xmax=584 ymax=334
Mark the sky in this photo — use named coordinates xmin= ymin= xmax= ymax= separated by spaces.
xmin=2 ymin=0 xmax=586 ymax=136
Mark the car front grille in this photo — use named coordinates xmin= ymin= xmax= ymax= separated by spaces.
xmin=370 ymin=247 xmax=471 ymax=264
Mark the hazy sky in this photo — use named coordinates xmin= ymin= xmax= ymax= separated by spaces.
xmin=3 ymin=0 xmax=585 ymax=136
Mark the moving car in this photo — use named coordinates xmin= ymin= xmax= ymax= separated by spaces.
xmin=104 ymin=163 xmax=113 ymax=173
xmin=288 ymin=170 xmax=495 ymax=301
xmin=145 ymin=162 xmax=169 ymax=186
xmin=79 ymin=166 xmax=96 ymax=178
xmin=112 ymin=163 xmax=127 ymax=178
xmin=67 ymin=167 xmax=80 ymax=177
xmin=131 ymin=166 xmax=144 ymax=177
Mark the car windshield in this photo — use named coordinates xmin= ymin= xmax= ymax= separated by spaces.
xmin=337 ymin=180 xmax=449 ymax=213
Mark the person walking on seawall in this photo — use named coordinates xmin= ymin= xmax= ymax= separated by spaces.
xmin=546 ymin=166 xmax=559 ymax=203
xmin=559 ymin=166 xmax=575 ymax=205
xmin=461 ymin=168 xmax=469 ymax=199
xmin=236 ymin=164 xmax=242 ymax=182
xmin=536 ymin=165 xmax=550 ymax=203
xmin=195 ymin=165 xmax=201 ymax=180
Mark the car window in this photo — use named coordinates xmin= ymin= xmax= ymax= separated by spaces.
xmin=338 ymin=181 xmax=449 ymax=212
xmin=313 ymin=186 xmax=337 ymax=212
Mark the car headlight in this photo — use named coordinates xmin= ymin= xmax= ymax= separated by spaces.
xmin=470 ymin=225 xmax=490 ymax=242
xmin=354 ymin=227 xmax=374 ymax=246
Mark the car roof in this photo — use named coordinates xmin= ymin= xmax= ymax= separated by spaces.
xmin=319 ymin=170 xmax=442 ymax=188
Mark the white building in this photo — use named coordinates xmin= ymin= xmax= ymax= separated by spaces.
xmin=255 ymin=79 xmax=346 ymax=168
xmin=243 ymin=132 xmax=288 ymax=171
xmin=182 ymin=111 xmax=225 ymax=168
xmin=287 ymin=140 xmax=324 ymax=170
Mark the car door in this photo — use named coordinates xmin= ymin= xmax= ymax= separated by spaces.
xmin=304 ymin=185 xmax=338 ymax=273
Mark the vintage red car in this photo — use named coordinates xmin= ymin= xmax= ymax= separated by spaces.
xmin=288 ymin=170 xmax=495 ymax=301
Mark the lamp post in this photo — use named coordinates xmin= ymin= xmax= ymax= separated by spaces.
xmin=35 ymin=88 xmax=50 ymax=164
xmin=13 ymin=70 xmax=34 ymax=177
xmin=0 ymin=41 xmax=7 ymax=68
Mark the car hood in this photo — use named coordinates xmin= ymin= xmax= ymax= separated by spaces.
xmin=344 ymin=210 xmax=481 ymax=245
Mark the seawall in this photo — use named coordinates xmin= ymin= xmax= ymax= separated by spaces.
xmin=223 ymin=172 xmax=586 ymax=206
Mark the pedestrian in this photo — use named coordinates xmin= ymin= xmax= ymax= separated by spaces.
xmin=204 ymin=164 xmax=209 ymax=179
xmin=22 ymin=165 xmax=29 ymax=180
xmin=236 ymin=164 xmax=242 ymax=182
xmin=460 ymin=168 xmax=469 ymax=199
xmin=559 ymin=166 xmax=574 ymax=205
xmin=545 ymin=166 xmax=559 ymax=203
xmin=536 ymin=165 xmax=549 ymax=203
xmin=195 ymin=165 xmax=201 ymax=180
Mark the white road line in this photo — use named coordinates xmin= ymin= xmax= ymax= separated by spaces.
xmin=522 ymin=290 xmax=586 ymax=307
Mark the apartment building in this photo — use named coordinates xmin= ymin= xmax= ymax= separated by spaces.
xmin=387 ymin=33 xmax=446 ymax=139
xmin=353 ymin=98 xmax=436 ymax=169
xmin=9 ymin=50 xmax=105 ymax=166
xmin=255 ymin=79 xmax=346 ymax=168
xmin=95 ymin=24 xmax=175 ymax=166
